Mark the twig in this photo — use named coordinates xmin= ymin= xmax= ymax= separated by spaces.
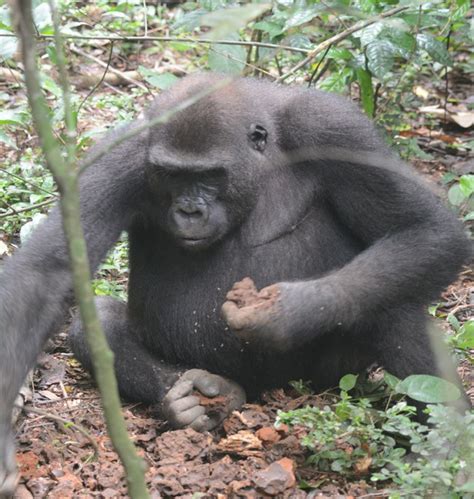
xmin=0 ymin=197 xmax=56 ymax=218
xmin=0 ymin=32 xmax=310 ymax=55
xmin=48 ymin=0 xmax=76 ymax=163
xmin=277 ymin=5 xmax=409 ymax=82
xmin=142 ymin=0 xmax=148 ymax=37
xmin=307 ymin=44 xmax=332 ymax=87
xmin=70 ymin=45 xmax=148 ymax=92
xmin=16 ymin=404 xmax=99 ymax=456
xmin=77 ymin=41 xmax=115 ymax=116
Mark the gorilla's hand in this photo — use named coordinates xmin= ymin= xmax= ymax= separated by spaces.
xmin=222 ymin=277 xmax=321 ymax=350
xmin=162 ymin=369 xmax=246 ymax=432
xmin=0 ymin=424 xmax=17 ymax=498
xmin=222 ymin=277 xmax=288 ymax=344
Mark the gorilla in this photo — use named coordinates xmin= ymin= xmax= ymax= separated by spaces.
xmin=0 ymin=73 xmax=470 ymax=493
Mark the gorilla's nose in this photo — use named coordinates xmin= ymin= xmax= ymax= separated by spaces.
xmin=173 ymin=199 xmax=209 ymax=223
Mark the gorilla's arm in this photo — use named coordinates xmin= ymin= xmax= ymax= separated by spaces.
xmin=223 ymin=159 xmax=471 ymax=349
xmin=0 ymin=124 xmax=148 ymax=494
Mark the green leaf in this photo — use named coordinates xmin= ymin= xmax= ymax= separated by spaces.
xmin=173 ymin=9 xmax=206 ymax=33
xmin=383 ymin=372 xmax=401 ymax=390
xmin=318 ymin=68 xmax=354 ymax=93
xmin=285 ymin=34 xmax=312 ymax=50
xmin=46 ymin=45 xmax=58 ymax=65
xmin=169 ymin=42 xmax=192 ymax=52
xmin=451 ymin=0 xmax=470 ymax=22
xmin=448 ymin=183 xmax=466 ymax=206
xmin=464 ymin=211 xmax=474 ymax=222
xmin=356 ymin=68 xmax=374 ymax=117
xmin=208 ymin=41 xmax=246 ymax=75
xmin=201 ymin=4 xmax=271 ymax=40
xmin=459 ymin=174 xmax=474 ymax=197
xmin=138 ymin=68 xmax=178 ymax=90
xmin=397 ymin=375 xmax=461 ymax=403
xmin=33 ymin=2 xmax=52 ymax=31
xmin=41 ymin=74 xmax=62 ymax=98
xmin=386 ymin=30 xmax=416 ymax=59
xmin=0 ymin=29 xmax=17 ymax=59
xmin=456 ymin=321 xmax=474 ymax=350
xmin=283 ymin=6 xmax=324 ymax=31
xmin=253 ymin=20 xmax=284 ymax=39
xmin=339 ymin=374 xmax=358 ymax=392
xmin=327 ymin=47 xmax=353 ymax=61
xmin=0 ymin=110 xmax=25 ymax=127
xmin=366 ymin=40 xmax=396 ymax=79
xmin=354 ymin=22 xmax=384 ymax=47
xmin=458 ymin=480 xmax=474 ymax=493
xmin=416 ymin=33 xmax=452 ymax=66
xmin=447 ymin=313 xmax=461 ymax=331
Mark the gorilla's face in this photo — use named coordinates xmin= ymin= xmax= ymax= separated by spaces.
xmin=153 ymin=167 xmax=231 ymax=251
xmin=145 ymin=82 xmax=271 ymax=251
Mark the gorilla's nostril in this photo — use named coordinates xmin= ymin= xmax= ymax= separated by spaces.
xmin=178 ymin=206 xmax=203 ymax=218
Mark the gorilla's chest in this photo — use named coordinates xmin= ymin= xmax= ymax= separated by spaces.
xmin=127 ymin=204 xmax=360 ymax=376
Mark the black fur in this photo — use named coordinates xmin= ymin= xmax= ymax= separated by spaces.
xmin=0 ymin=74 xmax=471 ymax=491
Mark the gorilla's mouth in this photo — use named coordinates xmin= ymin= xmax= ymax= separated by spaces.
xmin=178 ymin=236 xmax=212 ymax=250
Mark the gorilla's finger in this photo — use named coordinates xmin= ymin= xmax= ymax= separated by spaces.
xmin=163 ymin=380 xmax=193 ymax=402
xmin=190 ymin=414 xmax=219 ymax=432
xmin=173 ymin=405 xmax=206 ymax=427
xmin=193 ymin=375 xmax=220 ymax=397
xmin=168 ymin=395 xmax=200 ymax=413
xmin=222 ymin=302 xmax=255 ymax=331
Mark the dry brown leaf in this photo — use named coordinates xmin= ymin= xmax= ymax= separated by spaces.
xmin=215 ymin=430 xmax=263 ymax=456
xmin=419 ymin=105 xmax=474 ymax=128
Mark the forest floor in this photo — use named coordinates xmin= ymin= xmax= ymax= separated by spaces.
xmin=11 ymin=269 xmax=473 ymax=499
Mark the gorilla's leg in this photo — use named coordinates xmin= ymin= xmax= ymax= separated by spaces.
xmin=69 ymin=297 xmax=246 ymax=430
xmin=69 ymin=296 xmax=181 ymax=403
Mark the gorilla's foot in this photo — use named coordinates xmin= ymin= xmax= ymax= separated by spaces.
xmin=162 ymin=369 xmax=246 ymax=432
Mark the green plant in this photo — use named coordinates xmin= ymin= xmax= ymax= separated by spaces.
xmin=446 ymin=174 xmax=474 ymax=224
xmin=278 ymin=375 xmax=474 ymax=497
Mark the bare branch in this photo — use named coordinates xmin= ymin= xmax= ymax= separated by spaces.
xmin=70 ymin=45 xmax=149 ymax=92
xmin=0 ymin=32 xmax=310 ymax=54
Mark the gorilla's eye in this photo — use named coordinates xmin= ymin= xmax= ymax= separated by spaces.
xmin=248 ymin=123 xmax=267 ymax=152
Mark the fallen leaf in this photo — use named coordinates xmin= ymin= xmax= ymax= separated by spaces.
xmin=353 ymin=455 xmax=372 ymax=475
xmin=215 ymin=430 xmax=263 ymax=456
xmin=419 ymin=105 xmax=474 ymax=128
xmin=256 ymin=427 xmax=281 ymax=444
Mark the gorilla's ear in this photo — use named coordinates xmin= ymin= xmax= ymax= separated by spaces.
xmin=248 ymin=123 xmax=267 ymax=152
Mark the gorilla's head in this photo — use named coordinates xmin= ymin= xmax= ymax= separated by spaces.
xmin=145 ymin=75 xmax=272 ymax=251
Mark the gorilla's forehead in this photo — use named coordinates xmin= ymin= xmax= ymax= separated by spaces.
xmin=147 ymin=75 xmax=273 ymax=155
xmin=147 ymin=141 xmax=238 ymax=169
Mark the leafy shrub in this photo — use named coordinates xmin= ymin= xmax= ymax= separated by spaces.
xmin=278 ymin=374 xmax=474 ymax=497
